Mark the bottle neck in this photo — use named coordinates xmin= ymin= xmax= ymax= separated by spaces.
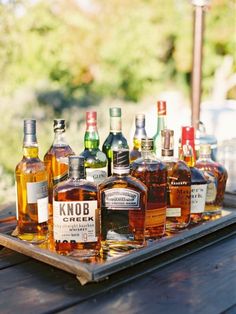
xmin=68 ymin=168 xmax=85 ymax=180
xmin=180 ymin=143 xmax=196 ymax=167
xmin=133 ymin=126 xmax=147 ymax=150
xmin=53 ymin=130 xmax=67 ymax=146
xmin=110 ymin=116 xmax=122 ymax=133
xmin=84 ymin=125 xmax=99 ymax=149
xmin=141 ymin=149 xmax=156 ymax=160
xmin=23 ymin=134 xmax=39 ymax=158
xmin=157 ymin=115 xmax=166 ymax=134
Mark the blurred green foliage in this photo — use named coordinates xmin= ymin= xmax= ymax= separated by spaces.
xmin=0 ymin=0 xmax=235 ymax=203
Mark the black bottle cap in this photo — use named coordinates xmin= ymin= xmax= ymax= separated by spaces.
xmin=54 ymin=119 xmax=66 ymax=132
xmin=113 ymin=149 xmax=130 ymax=170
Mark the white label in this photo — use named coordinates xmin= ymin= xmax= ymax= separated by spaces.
xmin=166 ymin=207 xmax=181 ymax=217
xmin=37 ymin=197 xmax=49 ymax=223
xmin=204 ymin=171 xmax=217 ymax=203
xmin=191 ymin=184 xmax=207 ymax=213
xmin=86 ymin=167 xmax=107 ymax=184
xmin=27 ymin=181 xmax=48 ymax=203
xmin=102 ymin=188 xmax=140 ymax=210
xmin=53 ymin=200 xmax=98 ymax=242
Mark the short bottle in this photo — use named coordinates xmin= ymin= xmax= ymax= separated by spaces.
xmin=153 ymin=100 xmax=167 ymax=157
xmin=161 ymin=129 xmax=191 ymax=231
xmin=102 ymin=107 xmax=129 ymax=176
xmin=15 ymin=119 xmax=48 ymax=243
xmin=196 ymin=144 xmax=228 ymax=219
xmin=99 ymin=149 xmax=147 ymax=250
xmin=44 ymin=119 xmax=75 ymax=220
xmin=180 ymin=126 xmax=207 ymax=224
xmin=131 ymin=138 xmax=167 ymax=239
xmin=80 ymin=111 xmax=107 ymax=184
xmin=53 ymin=156 xmax=100 ymax=256
xmin=130 ymin=113 xmax=147 ymax=162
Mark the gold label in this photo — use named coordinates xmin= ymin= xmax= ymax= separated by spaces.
xmin=145 ymin=207 xmax=166 ymax=228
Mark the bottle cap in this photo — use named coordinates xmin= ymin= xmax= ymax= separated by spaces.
xmin=141 ymin=137 xmax=154 ymax=151
xmin=181 ymin=126 xmax=195 ymax=141
xmin=54 ymin=119 xmax=65 ymax=132
xmin=135 ymin=113 xmax=145 ymax=128
xmin=68 ymin=156 xmax=85 ymax=179
xmin=86 ymin=111 xmax=97 ymax=126
xmin=24 ymin=119 xmax=36 ymax=135
xmin=110 ymin=107 xmax=121 ymax=117
xmin=113 ymin=149 xmax=130 ymax=169
xmin=157 ymin=101 xmax=166 ymax=116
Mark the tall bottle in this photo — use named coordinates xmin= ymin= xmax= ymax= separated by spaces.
xmin=161 ymin=129 xmax=191 ymax=231
xmin=44 ymin=119 xmax=75 ymax=220
xmin=131 ymin=138 xmax=167 ymax=239
xmin=99 ymin=149 xmax=147 ymax=250
xmin=15 ymin=119 xmax=48 ymax=243
xmin=196 ymin=144 xmax=228 ymax=219
xmin=130 ymin=113 xmax=147 ymax=162
xmin=102 ymin=107 xmax=129 ymax=176
xmin=153 ymin=100 xmax=167 ymax=157
xmin=180 ymin=126 xmax=207 ymax=224
xmin=80 ymin=111 xmax=107 ymax=184
xmin=53 ymin=156 xmax=100 ymax=255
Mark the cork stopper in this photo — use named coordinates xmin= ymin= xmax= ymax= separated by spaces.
xmin=161 ymin=129 xmax=174 ymax=156
xmin=54 ymin=119 xmax=65 ymax=132
xmin=157 ymin=101 xmax=166 ymax=116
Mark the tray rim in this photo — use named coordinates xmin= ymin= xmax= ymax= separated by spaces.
xmin=1 ymin=208 xmax=236 ymax=285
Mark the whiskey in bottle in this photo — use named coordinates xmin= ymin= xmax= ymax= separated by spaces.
xmin=130 ymin=113 xmax=147 ymax=162
xmin=99 ymin=149 xmax=147 ymax=250
xmin=53 ymin=156 xmax=100 ymax=256
xmin=131 ymin=138 xmax=167 ymax=239
xmin=153 ymin=100 xmax=167 ymax=157
xmin=180 ymin=126 xmax=207 ymax=224
xmin=44 ymin=119 xmax=74 ymax=220
xmin=196 ymin=144 xmax=228 ymax=219
xmin=102 ymin=107 xmax=129 ymax=176
xmin=80 ymin=111 xmax=107 ymax=184
xmin=161 ymin=129 xmax=191 ymax=231
xmin=15 ymin=119 xmax=48 ymax=243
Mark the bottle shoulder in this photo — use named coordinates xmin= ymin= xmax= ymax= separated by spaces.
xmin=16 ymin=157 xmax=46 ymax=173
xmin=131 ymin=157 xmax=167 ymax=171
xmin=44 ymin=144 xmax=74 ymax=160
xmin=196 ymin=160 xmax=228 ymax=176
xmin=99 ymin=174 xmax=147 ymax=192
xmin=54 ymin=178 xmax=98 ymax=193
xmin=80 ymin=149 xmax=107 ymax=165
xmin=190 ymin=166 xmax=207 ymax=184
xmin=102 ymin=132 xmax=129 ymax=149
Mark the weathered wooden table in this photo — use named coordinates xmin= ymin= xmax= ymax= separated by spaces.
xmin=1 ymin=193 xmax=236 ymax=314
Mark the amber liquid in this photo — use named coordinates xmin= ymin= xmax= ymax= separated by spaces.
xmin=15 ymin=147 xmax=48 ymax=243
xmin=165 ymin=160 xmax=191 ymax=231
xmin=44 ymin=145 xmax=74 ymax=220
xmin=100 ymin=175 xmax=147 ymax=249
xmin=53 ymin=180 xmax=100 ymax=255
xmin=131 ymin=161 xmax=167 ymax=239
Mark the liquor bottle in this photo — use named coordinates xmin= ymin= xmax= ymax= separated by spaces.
xmin=131 ymin=138 xmax=167 ymax=239
xmin=153 ymin=100 xmax=167 ymax=157
xmin=102 ymin=107 xmax=129 ymax=176
xmin=196 ymin=144 xmax=228 ymax=219
xmin=130 ymin=113 xmax=147 ymax=162
xmin=15 ymin=119 xmax=48 ymax=243
xmin=161 ymin=129 xmax=191 ymax=231
xmin=180 ymin=126 xmax=207 ymax=224
xmin=53 ymin=156 xmax=100 ymax=255
xmin=80 ymin=111 xmax=107 ymax=184
xmin=99 ymin=149 xmax=147 ymax=250
xmin=44 ymin=119 xmax=74 ymax=220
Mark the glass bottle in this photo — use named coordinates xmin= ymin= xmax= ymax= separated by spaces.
xmin=15 ymin=119 xmax=48 ymax=243
xmin=130 ymin=113 xmax=147 ymax=162
xmin=131 ymin=138 xmax=167 ymax=239
xmin=80 ymin=111 xmax=107 ymax=184
xmin=99 ymin=149 xmax=147 ymax=250
xmin=153 ymin=100 xmax=167 ymax=157
xmin=161 ymin=129 xmax=191 ymax=232
xmin=44 ymin=119 xmax=75 ymax=221
xmin=102 ymin=107 xmax=129 ymax=176
xmin=180 ymin=126 xmax=207 ymax=224
xmin=196 ymin=144 xmax=228 ymax=219
xmin=53 ymin=156 xmax=100 ymax=256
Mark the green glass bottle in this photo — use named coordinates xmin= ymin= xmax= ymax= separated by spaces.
xmin=80 ymin=111 xmax=107 ymax=184
xmin=102 ymin=107 xmax=129 ymax=176
xmin=153 ymin=100 xmax=167 ymax=157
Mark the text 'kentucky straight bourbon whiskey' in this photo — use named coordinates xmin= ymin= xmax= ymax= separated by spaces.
xmin=99 ymin=149 xmax=147 ymax=250
xmin=53 ymin=156 xmax=100 ymax=256
xmin=15 ymin=119 xmax=48 ymax=243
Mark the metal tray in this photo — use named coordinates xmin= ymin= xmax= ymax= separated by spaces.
xmin=1 ymin=208 xmax=236 ymax=285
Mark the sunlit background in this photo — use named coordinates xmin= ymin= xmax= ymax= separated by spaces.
xmin=0 ymin=0 xmax=235 ymax=203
